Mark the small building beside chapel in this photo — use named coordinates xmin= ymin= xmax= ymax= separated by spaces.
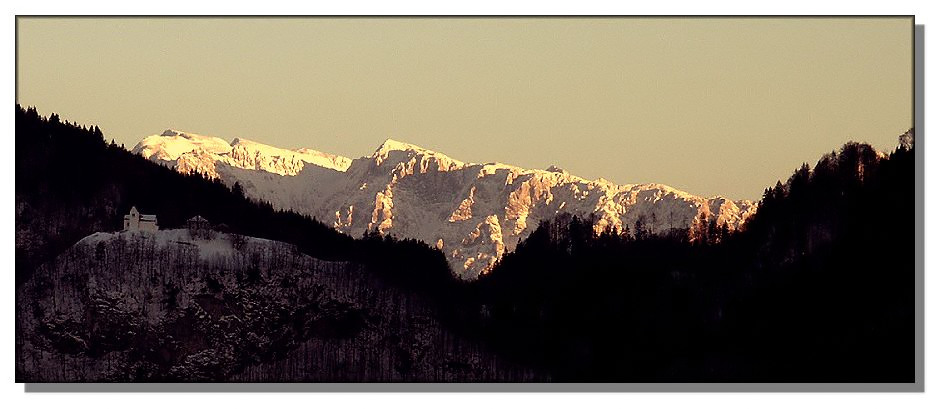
xmin=187 ymin=215 xmax=210 ymax=230
xmin=187 ymin=215 xmax=213 ymax=239
xmin=123 ymin=206 xmax=159 ymax=232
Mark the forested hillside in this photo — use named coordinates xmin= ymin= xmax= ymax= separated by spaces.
xmin=15 ymin=105 xmax=452 ymax=292
xmin=15 ymin=105 xmax=914 ymax=382
xmin=16 ymin=230 xmax=536 ymax=381
xmin=15 ymin=105 xmax=517 ymax=382
xmin=456 ymin=131 xmax=915 ymax=381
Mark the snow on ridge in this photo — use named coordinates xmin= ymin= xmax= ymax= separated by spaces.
xmin=545 ymin=165 xmax=568 ymax=174
xmin=370 ymin=138 xmax=466 ymax=170
xmin=373 ymin=138 xmax=428 ymax=156
xmin=136 ymin=130 xmax=702 ymax=198
xmin=134 ymin=130 xmax=353 ymax=175
xmin=132 ymin=129 xmax=758 ymax=279
xmin=75 ymin=229 xmax=284 ymax=261
xmin=137 ymin=130 xmax=731 ymax=201
xmin=230 ymin=137 xmax=352 ymax=172
xmin=132 ymin=130 xmax=232 ymax=161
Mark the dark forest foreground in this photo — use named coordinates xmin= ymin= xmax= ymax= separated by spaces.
xmin=15 ymin=105 xmax=915 ymax=382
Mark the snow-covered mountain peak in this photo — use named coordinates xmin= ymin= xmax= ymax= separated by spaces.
xmin=370 ymin=138 xmax=466 ymax=170
xmin=132 ymin=130 xmax=232 ymax=162
xmin=545 ymin=165 xmax=569 ymax=174
xmin=229 ymin=136 xmax=299 ymax=156
xmin=133 ymin=130 xmax=758 ymax=279
xmin=374 ymin=138 xmax=427 ymax=155
xmin=158 ymin=129 xmax=219 ymax=142
xmin=229 ymin=137 xmax=353 ymax=173
xmin=135 ymin=130 xmax=353 ymax=176
xmin=229 ymin=136 xmax=301 ymax=155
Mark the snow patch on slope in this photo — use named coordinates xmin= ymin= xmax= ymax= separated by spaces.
xmin=77 ymin=229 xmax=279 ymax=261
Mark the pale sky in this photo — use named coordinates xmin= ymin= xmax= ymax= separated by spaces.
xmin=16 ymin=17 xmax=913 ymax=200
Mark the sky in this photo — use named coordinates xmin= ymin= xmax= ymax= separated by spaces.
xmin=16 ymin=17 xmax=913 ymax=200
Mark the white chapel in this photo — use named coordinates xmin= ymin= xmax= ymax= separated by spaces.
xmin=123 ymin=206 xmax=159 ymax=232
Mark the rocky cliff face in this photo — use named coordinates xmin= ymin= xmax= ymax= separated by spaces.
xmin=15 ymin=229 xmax=539 ymax=382
xmin=133 ymin=131 xmax=757 ymax=279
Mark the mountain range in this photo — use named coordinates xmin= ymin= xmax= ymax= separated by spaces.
xmin=17 ymin=106 xmax=915 ymax=382
xmin=133 ymin=129 xmax=757 ymax=279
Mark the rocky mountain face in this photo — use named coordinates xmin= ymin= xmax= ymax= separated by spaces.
xmin=15 ymin=229 xmax=539 ymax=381
xmin=133 ymin=131 xmax=757 ymax=279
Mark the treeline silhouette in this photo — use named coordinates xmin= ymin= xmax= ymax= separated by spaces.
xmin=15 ymin=104 xmax=914 ymax=382
xmin=15 ymin=105 xmax=452 ymax=296
xmin=450 ymin=130 xmax=915 ymax=382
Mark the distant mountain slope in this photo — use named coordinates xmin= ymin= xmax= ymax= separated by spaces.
xmin=134 ymin=131 xmax=757 ymax=278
